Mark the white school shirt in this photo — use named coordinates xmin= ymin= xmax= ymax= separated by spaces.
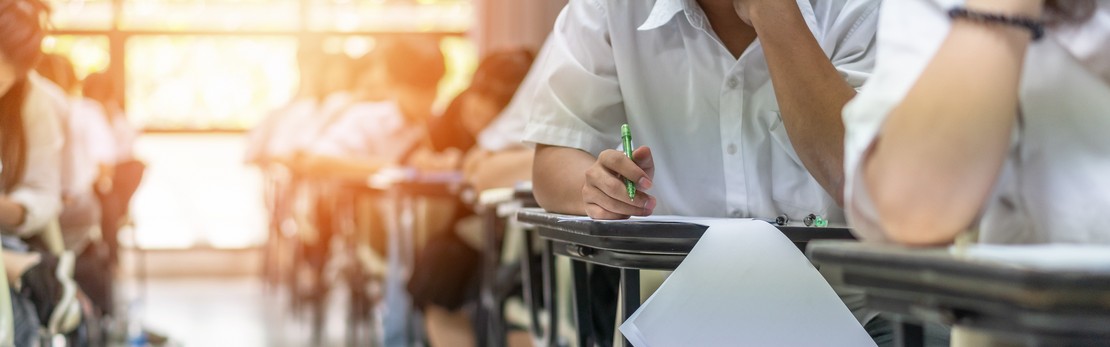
xmin=265 ymin=93 xmax=350 ymax=159
xmin=843 ymin=0 xmax=1110 ymax=244
xmin=2 ymin=75 xmax=64 ymax=236
xmin=522 ymin=0 xmax=879 ymax=220
xmin=246 ymin=98 xmax=316 ymax=162
xmin=70 ymin=98 xmax=117 ymax=181
xmin=308 ymin=100 xmax=425 ymax=164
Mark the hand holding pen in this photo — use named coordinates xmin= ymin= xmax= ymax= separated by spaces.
xmin=581 ymin=124 xmax=656 ymax=220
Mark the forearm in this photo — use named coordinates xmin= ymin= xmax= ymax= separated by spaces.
xmin=751 ymin=2 xmax=855 ymax=205
xmin=533 ymin=145 xmax=594 ymax=215
xmin=303 ymin=155 xmax=391 ymax=182
xmin=0 ymin=197 xmax=27 ymax=230
xmin=469 ymin=149 xmax=534 ymax=192
xmin=865 ymin=2 xmax=1040 ymax=244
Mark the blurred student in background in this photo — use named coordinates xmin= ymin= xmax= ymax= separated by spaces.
xmin=300 ymin=39 xmax=445 ymax=179
xmin=83 ymin=70 xmax=142 ymax=268
xmin=403 ymin=49 xmax=534 ymax=347
xmin=244 ymin=44 xmax=324 ymax=167
xmin=0 ymin=0 xmax=66 ymax=344
xmin=35 ymin=55 xmax=121 ymax=326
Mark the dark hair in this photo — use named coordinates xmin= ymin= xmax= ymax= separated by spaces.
xmin=1044 ymin=0 xmax=1096 ymax=26
xmin=0 ymin=0 xmax=49 ymax=193
xmin=35 ymin=53 xmax=76 ymax=94
xmin=378 ymin=38 xmax=445 ymax=91
xmin=82 ymin=71 xmax=118 ymax=108
xmin=468 ymin=49 xmax=535 ymax=114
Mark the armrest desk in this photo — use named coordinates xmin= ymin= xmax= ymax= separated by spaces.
xmin=808 ymin=242 xmax=1110 ymax=346
xmin=517 ymin=209 xmax=855 ymax=347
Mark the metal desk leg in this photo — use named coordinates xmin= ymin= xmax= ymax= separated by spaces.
xmin=543 ymin=239 xmax=559 ymax=347
xmin=619 ymin=269 xmax=640 ymax=347
xmin=571 ymin=261 xmax=594 ymax=347
xmin=479 ymin=209 xmax=506 ymax=347
xmin=893 ymin=318 xmax=924 ymax=347
xmin=520 ymin=229 xmax=543 ymax=338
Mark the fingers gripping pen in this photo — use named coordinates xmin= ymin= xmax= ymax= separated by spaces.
xmin=621 ymin=124 xmax=636 ymax=201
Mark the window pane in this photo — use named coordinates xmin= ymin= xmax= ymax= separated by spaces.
xmin=309 ymin=0 xmax=472 ymax=32
xmin=42 ymin=35 xmax=111 ymax=80
xmin=126 ymin=36 xmax=299 ymax=130
xmin=122 ymin=0 xmax=301 ymax=31
xmin=47 ymin=0 xmax=114 ymax=30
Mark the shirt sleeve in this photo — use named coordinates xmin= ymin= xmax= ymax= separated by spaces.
xmin=7 ymin=81 xmax=64 ymax=236
xmin=77 ymin=101 xmax=118 ymax=165
xmin=478 ymin=37 xmax=555 ymax=152
xmin=841 ymin=0 xmax=953 ymax=241
xmin=809 ymin=0 xmax=882 ymax=90
xmin=521 ymin=0 xmax=627 ymax=156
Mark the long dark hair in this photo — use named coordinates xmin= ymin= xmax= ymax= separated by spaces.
xmin=1044 ymin=0 xmax=1096 ymax=26
xmin=0 ymin=0 xmax=48 ymax=192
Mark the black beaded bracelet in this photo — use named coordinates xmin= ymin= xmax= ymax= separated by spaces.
xmin=948 ymin=7 xmax=1045 ymax=41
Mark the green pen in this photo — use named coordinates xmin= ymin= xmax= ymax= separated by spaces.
xmin=621 ymin=124 xmax=636 ymax=201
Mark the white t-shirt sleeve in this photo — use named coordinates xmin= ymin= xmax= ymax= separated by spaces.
xmin=842 ymin=0 xmax=954 ymax=241
xmin=7 ymin=80 xmax=64 ymax=236
xmin=521 ymin=0 xmax=627 ymax=156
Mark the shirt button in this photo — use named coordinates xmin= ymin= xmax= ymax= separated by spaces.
xmin=726 ymin=77 xmax=739 ymax=89
xmin=726 ymin=143 xmax=737 ymax=155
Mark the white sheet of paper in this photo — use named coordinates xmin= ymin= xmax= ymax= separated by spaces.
xmin=957 ymin=244 xmax=1110 ymax=273
xmin=556 ymin=215 xmax=716 ymax=223
xmin=619 ymin=219 xmax=874 ymax=347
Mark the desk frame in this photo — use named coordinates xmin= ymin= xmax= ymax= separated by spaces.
xmin=518 ymin=210 xmax=855 ymax=347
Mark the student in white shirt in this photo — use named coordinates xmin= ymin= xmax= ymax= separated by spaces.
xmin=525 ymin=0 xmax=879 ymax=223
xmin=844 ymin=0 xmax=1110 ymax=246
xmin=0 ymin=1 xmax=62 ymax=237
xmin=522 ymin=0 xmax=883 ymax=343
xmin=245 ymin=45 xmax=324 ymax=166
xmin=264 ymin=53 xmax=355 ymax=165
xmin=302 ymin=40 xmax=445 ymax=179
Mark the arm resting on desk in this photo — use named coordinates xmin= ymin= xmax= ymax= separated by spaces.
xmin=862 ymin=1 xmax=1040 ymax=245
xmin=464 ymin=147 xmax=533 ymax=192
xmin=300 ymin=154 xmax=392 ymax=182
xmin=533 ymin=144 xmax=655 ymax=220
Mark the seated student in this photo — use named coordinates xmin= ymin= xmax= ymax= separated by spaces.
xmin=402 ymin=49 xmax=535 ymax=347
xmin=34 ymin=56 xmax=121 ymax=327
xmin=844 ymin=2 xmax=1110 ymax=245
xmin=522 ymin=0 xmax=881 ymax=343
xmin=82 ymin=71 xmax=142 ymax=268
xmin=0 ymin=0 xmax=66 ymax=344
xmin=245 ymin=44 xmax=324 ymax=167
xmin=265 ymin=52 xmax=356 ymax=167
xmin=300 ymin=39 xmax=445 ymax=180
xmin=0 ymin=0 xmax=62 ymax=242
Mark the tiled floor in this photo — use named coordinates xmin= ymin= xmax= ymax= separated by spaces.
xmin=126 ymin=277 xmax=369 ymax=347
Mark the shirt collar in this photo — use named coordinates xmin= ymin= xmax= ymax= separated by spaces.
xmin=638 ymin=0 xmax=823 ymax=39
xmin=638 ymin=0 xmax=692 ymax=31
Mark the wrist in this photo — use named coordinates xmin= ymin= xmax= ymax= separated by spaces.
xmin=747 ymin=1 xmax=805 ymax=35
xmin=965 ymin=0 xmax=1044 ymax=17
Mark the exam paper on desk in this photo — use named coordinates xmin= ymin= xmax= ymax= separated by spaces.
xmin=618 ymin=219 xmax=873 ymax=347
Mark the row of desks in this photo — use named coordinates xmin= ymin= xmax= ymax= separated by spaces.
xmin=334 ymin=174 xmax=1110 ymax=346
xmin=510 ymin=206 xmax=1110 ymax=346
